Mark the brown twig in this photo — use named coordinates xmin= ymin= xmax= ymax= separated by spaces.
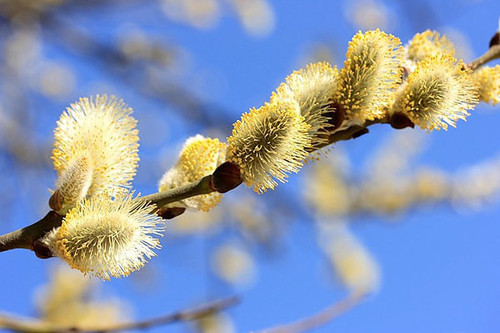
xmin=139 ymin=175 xmax=215 ymax=210
xmin=0 ymin=211 xmax=63 ymax=253
xmin=0 ymin=176 xmax=216 ymax=254
xmin=256 ymin=293 xmax=365 ymax=333
xmin=0 ymin=295 xmax=239 ymax=333
xmin=469 ymin=44 xmax=500 ymax=70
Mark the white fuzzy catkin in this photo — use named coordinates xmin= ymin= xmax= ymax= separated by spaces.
xmin=52 ymin=95 xmax=139 ymax=201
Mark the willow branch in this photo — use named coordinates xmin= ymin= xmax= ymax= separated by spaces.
xmin=137 ymin=175 xmax=215 ymax=210
xmin=0 ymin=176 xmax=216 ymax=254
xmin=469 ymin=44 xmax=500 ymax=70
xmin=257 ymin=293 xmax=365 ymax=333
xmin=0 ymin=211 xmax=63 ymax=253
xmin=0 ymin=295 xmax=239 ymax=333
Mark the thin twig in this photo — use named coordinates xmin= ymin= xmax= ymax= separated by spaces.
xmin=0 ymin=295 xmax=239 ymax=333
xmin=138 ymin=175 xmax=214 ymax=210
xmin=256 ymin=293 xmax=365 ymax=333
xmin=469 ymin=44 xmax=500 ymax=70
xmin=0 ymin=211 xmax=63 ymax=252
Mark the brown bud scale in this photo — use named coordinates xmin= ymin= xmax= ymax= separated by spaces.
xmin=158 ymin=207 xmax=186 ymax=219
xmin=390 ymin=112 xmax=415 ymax=129
xmin=212 ymin=162 xmax=243 ymax=193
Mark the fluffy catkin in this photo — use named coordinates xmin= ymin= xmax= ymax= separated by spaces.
xmin=227 ymin=100 xmax=311 ymax=193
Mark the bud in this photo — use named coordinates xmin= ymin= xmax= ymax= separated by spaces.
xmin=489 ymin=32 xmax=500 ymax=48
xmin=389 ymin=112 xmax=415 ymax=129
xmin=33 ymin=240 xmax=54 ymax=259
xmin=157 ymin=207 xmax=186 ymax=219
xmin=211 ymin=161 xmax=243 ymax=193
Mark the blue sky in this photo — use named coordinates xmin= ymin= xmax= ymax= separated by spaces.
xmin=0 ymin=0 xmax=500 ymax=332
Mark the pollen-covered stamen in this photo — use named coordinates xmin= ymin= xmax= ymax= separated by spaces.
xmin=336 ymin=29 xmax=404 ymax=123
xmin=406 ymin=30 xmax=455 ymax=62
xmin=41 ymin=194 xmax=165 ymax=280
xmin=227 ymin=100 xmax=311 ymax=193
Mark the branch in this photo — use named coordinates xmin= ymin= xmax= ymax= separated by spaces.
xmin=0 ymin=176 xmax=216 ymax=254
xmin=0 ymin=26 xmax=494 ymax=256
xmin=0 ymin=295 xmax=239 ymax=333
xmin=139 ymin=175 xmax=215 ymax=210
xmin=0 ymin=211 xmax=63 ymax=253
xmin=256 ymin=293 xmax=365 ymax=333
xmin=469 ymin=44 xmax=500 ymax=70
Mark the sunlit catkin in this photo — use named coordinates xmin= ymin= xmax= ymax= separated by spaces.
xmin=271 ymin=62 xmax=339 ymax=149
xmin=395 ymin=54 xmax=478 ymax=131
xmin=406 ymin=30 xmax=455 ymax=62
xmin=473 ymin=65 xmax=500 ymax=105
xmin=52 ymin=95 xmax=139 ymax=202
xmin=336 ymin=29 xmax=404 ymax=123
xmin=227 ymin=100 xmax=311 ymax=193
xmin=42 ymin=194 xmax=164 ymax=280
xmin=159 ymin=135 xmax=226 ymax=211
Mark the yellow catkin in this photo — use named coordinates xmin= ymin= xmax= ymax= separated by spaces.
xmin=227 ymin=100 xmax=311 ymax=193
xmin=52 ymin=95 xmax=139 ymax=199
xmin=336 ymin=29 xmax=404 ymax=123
xmin=159 ymin=135 xmax=226 ymax=212
xmin=396 ymin=54 xmax=478 ymax=131
xmin=407 ymin=30 xmax=455 ymax=62
xmin=271 ymin=62 xmax=339 ymax=149
xmin=42 ymin=194 xmax=165 ymax=280
xmin=473 ymin=65 xmax=500 ymax=105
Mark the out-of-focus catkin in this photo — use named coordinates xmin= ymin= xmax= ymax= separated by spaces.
xmin=406 ymin=30 xmax=455 ymax=62
xmin=473 ymin=65 xmax=500 ymax=105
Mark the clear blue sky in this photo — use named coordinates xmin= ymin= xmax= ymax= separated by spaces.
xmin=0 ymin=1 xmax=500 ymax=332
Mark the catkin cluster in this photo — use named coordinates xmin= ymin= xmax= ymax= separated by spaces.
xmin=40 ymin=29 xmax=498 ymax=280
xmin=42 ymin=95 xmax=164 ymax=280
xmin=224 ymin=29 xmax=493 ymax=193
